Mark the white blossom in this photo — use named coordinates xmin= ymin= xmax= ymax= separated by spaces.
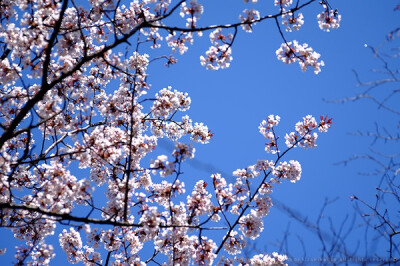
xmin=317 ymin=6 xmax=341 ymax=32
xmin=276 ymin=41 xmax=325 ymax=74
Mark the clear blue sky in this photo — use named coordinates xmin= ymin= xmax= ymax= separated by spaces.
xmin=0 ymin=0 xmax=399 ymax=264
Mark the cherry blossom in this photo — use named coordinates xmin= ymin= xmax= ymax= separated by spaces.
xmin=209 ymin=28 xmax=234 ymax=47
xmin=200 ymin=44 xmax=233 ymax=70
xmin=166 ymin=31 xmax=195 ymax=55
xmin=274 ymin=0 xmax=293 ymax=7
xmin=319 ymin=115 xmax=334 ymax=132
xmin=190 ymin=122 xmax=213 ymax=143
xmin=254 ymin=195 xmax=273 ymax=217
xmin=151 ymin=86 xmax=191 ymax=119
xmin=223 ymin=230 xmax=247 ymax=255
xmin=276 ymin=41 xmax=325 ymax=74
xmin=180 ymin=0 xmax=204 ymax=20
xmin=250 ymin=252 xmax=288 ymax=265
xmin=239 ymin=9 xmax=260 ymax=32
xmin=317 ymin=5 xmax=342 ymax=32
xmin=172 ymin=142 xmax=196 ymax=161
xmin=59 ymin=228 xmax=83 ymax=263
xmin=285 ymin=115 xmax=332 ymax=148
xmin=259 ymin=115 xmax=281 ymax=154
xmin=282 ymin=12 xmax=304 ymax=32
xmin=273 ymin=160 xmax=302 ymax=183
xmin=239 ymin=210 xmax=264 ymax=239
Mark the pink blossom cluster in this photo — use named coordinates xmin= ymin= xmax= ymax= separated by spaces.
xmin=14 ymin=242 xmax=55 ymax=265
xmin=223 ymin=230 xmax=246 ymax=255
xmin=200 ymin=28 xmax=234 ymax=70
xmin=273 ymin=2 xmax=341 ymax=73
xmin=285 ymin=115 xmax=333 ymax=148
xmin=59 ymin=228 xmax=83 ymax=263
xmin=163 ymin=0 xmax=204 ymax=55
xmin=275 ymin=0 xmax=293 ymax=8
xmin=259 ymin=115 xmax=281 ymax=154
xmin=200 ymin=45 xmax=230 ymax=70
xmin=239 ymin=9 xmax=261 ymax=32
xmin=180 ymin=0 xmax=204 ymax=28
xmin=276 ymin=41 xmax=325 ymax=74
xmin=317 ymin=5 xmax=342 ymax=32
xmin=282 ymin=12 xmax=304 ymax=32
xmin=272 ymin=160 xmax=302 ymax=183
xmin=250 ymin=252 xmax=288 ymax=265
xmin=239 ymin=210 xmax=264 ymax=239
xmin=166 ymin=31 xmax=195 ymax=55
xmin=151 ymin=86 xmax=191 ymax=119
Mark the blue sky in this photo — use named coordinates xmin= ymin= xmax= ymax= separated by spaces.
xmin=1 ymin=0 xmax=399 ymax=264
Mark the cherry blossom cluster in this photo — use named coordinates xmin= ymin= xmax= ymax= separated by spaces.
xmin=239 ymin=210 xmax=265 ymax=239
xmin=317 ymin=4 xmax=342 ymax=32
xmin=285 ymin=115 xmax=333 ymax=148
xmin=259 ymin=115 xmax=281 ymax=154
xmin=276 ymin=41 xmax=325 ymax=74
xmin=200 ymin=28 xmax=234 ymax=70
xmin=223 ymin=230 xmax=247 ymax=255
xmin=163 ymin=0 xmax=204 ymax=55
xmin=209 ymin=28 xmax=234 ymax=45
xmin=151 ymin=86 xmax=191 ymax=119
xmin=59 ymin=228 xmax=83 ymax=263
xmin=200 ymin=45 xmax=233 ymax=70
xmin=250 ymin=252 xmax=288 ymax=265
xmin=14 ymin=242 xmax=55 ymax=265
xmin=281 ymin=12 xmax=305 ymax=32
xmin=180 ymin=0 xmax=203 ymax=28
xmin=0 ymin=0 xmax=335 ymax=264
xmin=272 ymin=1 xmax=341 ymax=73
xmin=272 ymin=160 xmax=302 ymax=183
xmin=239 ymin=9 xmax=260 ymax=33
xmin=274 ymin=0 xmax=293 ymax=8
xmin=166 ymin=31 xmax=195 ymax=55
xmin=258 ymin=114 xmax=332 ymax=189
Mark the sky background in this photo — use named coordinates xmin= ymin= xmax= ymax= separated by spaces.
xmin=1 ymin=0 xmax=399 ymax=264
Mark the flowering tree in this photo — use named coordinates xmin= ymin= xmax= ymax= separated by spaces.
xmin=0 ymin=0 xmax=338 ymax=264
